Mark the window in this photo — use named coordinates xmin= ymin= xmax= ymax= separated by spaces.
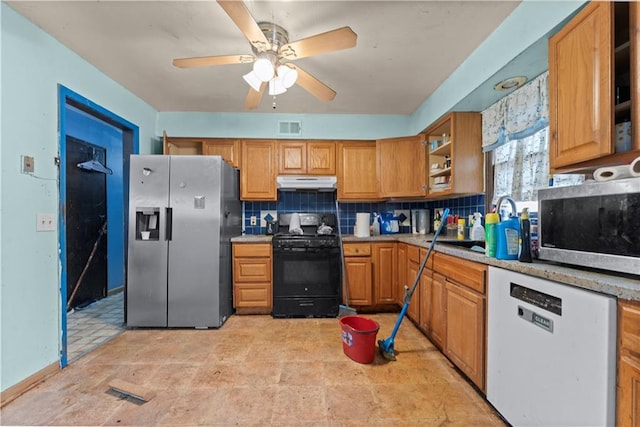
xmin=482 ymin=72 xmax=583 ymax=216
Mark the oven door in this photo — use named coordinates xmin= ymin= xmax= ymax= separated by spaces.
xmin=272 ymin=246 xmax=341 ymax=317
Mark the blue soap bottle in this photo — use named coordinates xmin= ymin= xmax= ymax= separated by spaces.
xmin=495 ymin=216 xmax=520 ymax=260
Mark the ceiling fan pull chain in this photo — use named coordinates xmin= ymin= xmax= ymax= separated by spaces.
xmin=272 ymin=96 xmax=277 ymax=110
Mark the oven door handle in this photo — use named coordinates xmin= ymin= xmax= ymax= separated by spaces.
xmin=274 ymin=247 xmax=339 ymax=253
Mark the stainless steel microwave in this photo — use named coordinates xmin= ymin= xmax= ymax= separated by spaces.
xmin=537 ymin=178 xmax=640 ymax=275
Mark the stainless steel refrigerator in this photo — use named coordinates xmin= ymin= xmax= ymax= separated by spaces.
xmin=126 ymin=155 xmax=241 ymax=328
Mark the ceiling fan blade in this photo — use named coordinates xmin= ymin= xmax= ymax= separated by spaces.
xmin=217 ymin=0 xmax=269 ymax=51
xmin=294 ymin=66 xmax=336 ymax=102
xmin=173 ymin=54 xmax=254 ymax=68
xmin=245 ymin=82 xmax=267 ymax=110
xmin=279 ymin=27 xmax=357 ymax=60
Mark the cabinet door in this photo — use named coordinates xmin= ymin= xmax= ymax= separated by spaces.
xmin=204 ymin=139 xmax=240 ymax=168
xmin=337 ymin=141 xmax=382 ymax=201
xmin=377 ymin=135 xmax=427 ymax=198
xmin=396 ymin=243 xmax=407 ymax=305
xmin=418 ymin=269 xmax=433 ymax=334
xmin=234 ymin=283 xmax=272 ymax=309
xmin=278 ymin=141 xmax=307 ymax=174
xmin=373 ymin=243 xmax=396 ymax=304
xmin=307 ymin=141 xmax=336 ymax=175
xmin=430 ymin=273 xmax=447 ymax=349
xmin=345 ymin=256 xmax=372 ymax=306
xmin=406 ymin=261 xmax=420 ymax=322
xmin=618 ymin=356 xmax=640 ymax=427
xmin=445 ymin=280 xmax=485 ymax=391
xmin=549 ymin=2 xmax=613 ymax=169
xmin=618 ymin=299 xmax=640 ymax=426
xmin=240 ymin=140 xmax=277 ymax=200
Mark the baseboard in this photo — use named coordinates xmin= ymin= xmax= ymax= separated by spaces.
xmin=0 ymin=362 xmax=60 ymax=408
xmin=107 ymin=286 xmax=124 ymax=296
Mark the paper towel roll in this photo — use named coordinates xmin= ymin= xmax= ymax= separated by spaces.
xmin=630 ymin=155 xmax=640 ymax=177
xmin=594 ymin=165 xmax=633 ymax=182
xmin=355 ymin=213 xmax=371 ymax=237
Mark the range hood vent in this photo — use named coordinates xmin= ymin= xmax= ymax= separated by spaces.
xmin=276 ymin=175 xmax=337 ymax=192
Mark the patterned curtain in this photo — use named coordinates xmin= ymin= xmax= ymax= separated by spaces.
xmin=482 ymin=72 xmax=549 ymax=152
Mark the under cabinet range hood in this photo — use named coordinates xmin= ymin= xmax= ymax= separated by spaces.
xmin=276 ymin=175 xmax=337 ymax=191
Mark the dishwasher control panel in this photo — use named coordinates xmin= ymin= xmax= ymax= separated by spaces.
xmin=510 ymin=282 xmax=562 ymax=315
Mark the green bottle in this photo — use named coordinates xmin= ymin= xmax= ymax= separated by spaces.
xmin=485 ymin=213 xmax=499 ymax=258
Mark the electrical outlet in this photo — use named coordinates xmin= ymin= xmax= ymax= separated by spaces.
xmin=250 ymin=216 xmax=257 ymax=226
xmin=22 ymin=155 xmax=34 ymax=173
xmin=37 ymin=213 xmax=56 ymax=231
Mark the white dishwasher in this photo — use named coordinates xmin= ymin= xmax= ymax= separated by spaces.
xmin=487 ymin=266 xmax=616 ymax=427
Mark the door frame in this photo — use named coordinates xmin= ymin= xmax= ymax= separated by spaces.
xmin=58 ymin=85 xmax=139 ymax=367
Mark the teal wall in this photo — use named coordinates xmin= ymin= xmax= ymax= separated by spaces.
xmin=1 ymin=0 xmax=585 ymax=392
xmin=0 ymin=3 xmax=157 ymax=392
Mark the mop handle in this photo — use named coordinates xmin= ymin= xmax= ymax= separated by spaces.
xmin=404 ymin=208 xmax=449 ymax=304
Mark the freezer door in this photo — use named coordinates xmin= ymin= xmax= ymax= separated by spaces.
xmin=127 ymin=155 xmax=170 ymax=327
xmin=167 ymin=156 xmax=223 ymax=327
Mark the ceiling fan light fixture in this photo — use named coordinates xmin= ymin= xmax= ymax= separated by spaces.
xmin=269 ymin=77 xmax=287 ymax=96
xmin=277 ymin=65 xmax=298 ymax=89
xmin=243 ymin=71 xmax=263 ymax=92
xmin=254 ymin=56 xmax=275 ymax=82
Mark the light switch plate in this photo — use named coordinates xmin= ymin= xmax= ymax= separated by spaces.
xmin=37 ymin=213 xmax=56 ymax=231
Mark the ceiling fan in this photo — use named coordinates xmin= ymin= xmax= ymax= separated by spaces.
xmin=172 ymin=0 xmax=357 ymax=109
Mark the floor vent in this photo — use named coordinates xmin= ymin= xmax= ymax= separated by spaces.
xmin=278 ymin=120 xmax=302 ymax=136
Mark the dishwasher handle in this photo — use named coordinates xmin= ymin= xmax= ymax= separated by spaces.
xmin=518 ymin=305 xmax=554 ymax=333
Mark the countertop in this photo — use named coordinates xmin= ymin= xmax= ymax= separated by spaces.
xmin=231 ymin=233 xmax=640 ymax=300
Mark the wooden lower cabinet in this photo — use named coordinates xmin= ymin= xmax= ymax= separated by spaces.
xmin=445 ymin=280 xmax=485 ymax=390
xmin=343 ymin=243 xmax=372 ymax=306
xmin=396 ymin=243 xmax=408 ymax=305
xmin=418 ymin=269 xmax=433 ymax=334
xmin=406 ymin=259 xmax=420 ymax=322
xmin=232 ymin=243 xmax=272 ymax=313
xmin=429 ymin=272 xmax=447 ymax=349
xmin=373 ymin=243 xmax=396 ymax=304
xmin=618 ymin=299 xmax=640 ymax=426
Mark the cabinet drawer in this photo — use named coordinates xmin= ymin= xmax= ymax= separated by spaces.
xmin=407 ymin=245 xmax=419 ymax=263
xmin=419 ymin=248 xmax=435 ymax=270
xmin=234 ymin=283 xmax=272 ymax=308
xmin=233 ymin=243 xmax=271 ymax=258
xmin=234 ymin=258 xmax=271 ymax=282
xmin=434 ymin=252 xmax=486 ymax=294
xmin=343 ymin=243 xmax=371 ymax=256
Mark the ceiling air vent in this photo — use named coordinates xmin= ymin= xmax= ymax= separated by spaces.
xmin=278 ymin=120 xmax=302 ymax=136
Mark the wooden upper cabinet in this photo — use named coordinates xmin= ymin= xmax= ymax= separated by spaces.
xmin=337 ymin=141 xmax=382 ymax=201
xmin=163 ymin=131 xmax=203 ymax=155
xmin=203 ymin=139 xmax=240 ymax=168
xmin=424 ymin=112 xmax=482 ymax=197
xmin=278 ymin=141 xmax=307 ymax=174
xmin=377 ymin=135 xmax=427 ymax=198
xmin=307 ymin=141 xmax=336 ymax=175
xmin=549 ymin=2 xmax=613 ymax=169
xmin=277 ymin=140 xmax=336 ymax=175
xmin=240 ymin=140 xmax=277 ymax=201
xmin=549 ymin=2 xmax=640 ymax=171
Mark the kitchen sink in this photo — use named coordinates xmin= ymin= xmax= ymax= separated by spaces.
xmin=437 ymin=240 xmax=485 ymax=250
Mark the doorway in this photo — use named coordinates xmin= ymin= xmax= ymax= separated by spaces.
xmin=58 ymin=86 xmax=139 ymax=366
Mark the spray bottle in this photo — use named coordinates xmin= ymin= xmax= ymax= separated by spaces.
xmin=470 ymin=212 xmax=485 ymax=241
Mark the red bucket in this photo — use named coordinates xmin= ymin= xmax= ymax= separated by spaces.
xmin=339 ymin=315 xmax=380 ymax=364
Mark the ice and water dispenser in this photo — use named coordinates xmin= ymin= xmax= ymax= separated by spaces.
xmin=135 ymin=208 xmax=160 ymax=240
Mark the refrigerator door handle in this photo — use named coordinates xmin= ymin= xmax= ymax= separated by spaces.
xmin=166 ymin=207 xmax=173 ymax=241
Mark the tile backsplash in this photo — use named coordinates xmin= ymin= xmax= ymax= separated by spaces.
xmin=243 ymin=191 xmax=485 ymax=235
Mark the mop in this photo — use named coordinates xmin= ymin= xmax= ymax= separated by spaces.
xmin=378 ymin=208 xmax=450 ymax=361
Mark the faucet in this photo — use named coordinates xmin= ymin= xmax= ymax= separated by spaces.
xmin=495 ymin=195 xmax=517 ymax=221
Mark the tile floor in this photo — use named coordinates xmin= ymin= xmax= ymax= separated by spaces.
xmin=67 ymin=291 xmax=125 ymax=362
xmin=1 ymin=313 xmax=505 ymax=426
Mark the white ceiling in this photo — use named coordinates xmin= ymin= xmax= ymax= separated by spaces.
xmin=7 ymin=0 xmax=524 ymax=115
